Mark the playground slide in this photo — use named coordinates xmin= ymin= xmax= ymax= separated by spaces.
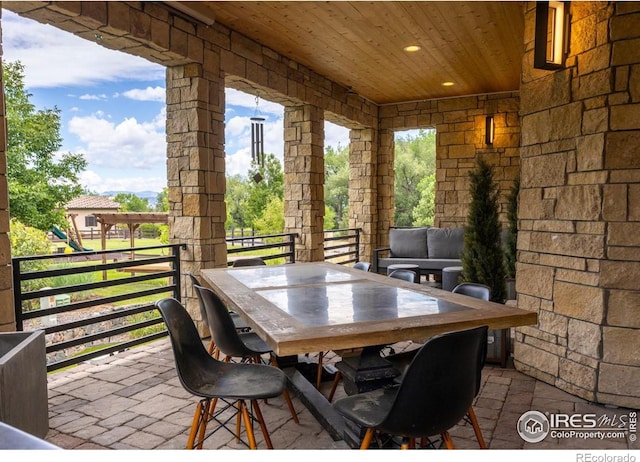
xmin=51 ymin=226 xmax=92 ymax=252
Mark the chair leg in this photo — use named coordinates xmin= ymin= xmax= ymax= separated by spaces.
xmin=239 ymin=400 xmax=257 ymax=449
xmin=360 ymin=428 xmax=374 ymax=449
xmin=282 ymin=388 xmax=299 ymax=424
xmin=327 ymin=371 xmax=342 ymax=402
xmin=186 ymin=400 xmax=206 ymax=449
xmin=467 ymin=406 xmax=487 ymax=449
xmin=316 ymin=351 xmax=324 ymax=389
xmin=269 ymin=355 xmax=299 ymax=424
xmin=252 ymin=399 xmax=274 ymax=449
xmin=441 ymin=431 xmax=455 ymax=449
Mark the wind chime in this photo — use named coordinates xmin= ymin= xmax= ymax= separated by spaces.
xmin=250 ymin=95 xmax=266 ymax=171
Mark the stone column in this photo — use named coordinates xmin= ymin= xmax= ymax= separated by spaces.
xmin=349 ymin=128 xmax=384 ymax=262
xmin=515 ymin=2 xmax=640 ymax=409
xmin=166 ymin=62 xmax=226 ymax=334
xmin=283 ymin=105 xmax=325 ymax=262
xmin=0 ymin=9 xmax=15 ymax=332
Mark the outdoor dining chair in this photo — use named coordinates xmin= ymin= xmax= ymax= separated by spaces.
xmin=193 ymin=283 xmax=299 ymax=424
xmin=187 ymin=272 xmax=250 ymax=356
xmin=388 ymin=269 xmax=417 ymax=283
xmin=353 ymin=261 xmax=371 ymax=271
xmin=333 ymin=325 xmax=488 ymax=449
xmin=155 ymin=297 xmax=288 ymax=449
xmin=452 ymin=282 xmax=491 ymax=449
xmin=231 ymin=257 xmax=267 ymax=267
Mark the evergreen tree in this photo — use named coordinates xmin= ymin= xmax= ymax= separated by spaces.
xmin=461 ymin=157 xmax=506 ymax=303
xmin=504 ymin=176 xmax=520 ymax=279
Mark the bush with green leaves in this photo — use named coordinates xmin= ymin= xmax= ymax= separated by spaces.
xmin=10 ymin=219 xmax=52 ymax=308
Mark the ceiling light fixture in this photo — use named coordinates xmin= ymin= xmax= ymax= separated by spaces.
xmin=403 ymin=45 xmax=421 ymax=52
xmin=442 ymin=81 xmax=455 ymax=87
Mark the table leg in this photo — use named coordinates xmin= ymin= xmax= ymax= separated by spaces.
xmin=335 ymin=345 xmax=401 ymax=395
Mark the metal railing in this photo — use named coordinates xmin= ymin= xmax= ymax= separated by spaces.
xmin=324 ymin=228 xmax=361 ymax=265
xmin=226 ymin=232 xmax=298 ymax=265
xmin=12 ymin=244 xmax=184 ymax=372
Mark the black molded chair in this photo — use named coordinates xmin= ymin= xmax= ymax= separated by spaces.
xmin=388 ymin=269 xmax=416 ymax=283
xmin=187 ymin=272 xmax=250 ymax=356
xmin=333 ymin=326 xmax=488 ymax=449
xmin=452 ymin=282 xmax=490 ymax=449
xmin=353 ymin=261 xmax=371 ymax=271
xmin=156 ymin=297 xmax=287 ymax=449
xmin=232 ymin=257 xmax=267 ymax=267
xmin=193 ymin=284 xmax=299 ymax=424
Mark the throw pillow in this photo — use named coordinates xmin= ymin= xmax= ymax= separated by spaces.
xmin=427 ymin=227 xmax=464 ymax=259
xmin=389 ymin=227 xmax=429 ymax=258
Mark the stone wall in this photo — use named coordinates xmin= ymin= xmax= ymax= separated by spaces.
xmin=0 ymin=9 xmax=14 ymax=332
xmin=379 ymin=93 xmax=521 ymax=230
xmin=515 ymin=1 xmax=640 ymax=409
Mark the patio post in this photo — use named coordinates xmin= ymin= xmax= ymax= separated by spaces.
xmin=283 ymin=105 xmax=325 ymax=262
xmin=166 ymin=63 xmax=227 ymax=336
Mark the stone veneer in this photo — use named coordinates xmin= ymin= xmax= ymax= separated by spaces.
xmin=379 ymin=93 xmax=521 ymax=233
xmin=516 ymin=1 xmax=640 ymax=409
xmin=0 ymin=9 xmax=14 ymax=332
xmin=284 ymin=105 xmax=325 ymax=262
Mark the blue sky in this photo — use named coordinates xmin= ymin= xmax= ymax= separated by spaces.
xmin=2 ymin=10 xmax=351 ymax=194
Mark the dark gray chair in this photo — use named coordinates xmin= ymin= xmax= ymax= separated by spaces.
xmin=452 ymin=282 xmax=490 ymax=449
xmin=193 ymin=284 xmax=299 ymax=424
xmin=353 ymin=261 xmax=371 ymax=271
xmin=388 ymin=269 xmax=416 ymax=283
xmin=232 ymin=257 xmax=266 ymax=267
xmin=156 ymin=297 xmax=287 ymax=449
xmin=333 ymin=326 xmax=488 ymax=449
xmin=452 ymin=282 xmax=490 ymax=301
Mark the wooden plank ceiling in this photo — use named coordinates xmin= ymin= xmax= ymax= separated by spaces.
xmin=177 ymin=1 xmax=525 ymax=104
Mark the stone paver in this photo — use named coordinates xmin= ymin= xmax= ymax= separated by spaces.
xmin=43 ymin=338 xmax=639 ymax=451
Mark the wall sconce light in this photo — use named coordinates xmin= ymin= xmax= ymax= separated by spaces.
xmin=534 ymin=1 xmax=569 ymax=70
xmin=485 ymin=115 xmax=495 ymax=145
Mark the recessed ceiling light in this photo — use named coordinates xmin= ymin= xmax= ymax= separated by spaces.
xmin=442 ymin=81 xmax=455 ymax=87
xmin=404 ymin=45 xmax=421 ymax=52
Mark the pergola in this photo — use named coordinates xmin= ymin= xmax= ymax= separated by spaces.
xmin=94 ymin=212 xmax=169 ymax=252
xmin=0 ymin=2 xmax=638 ymax=409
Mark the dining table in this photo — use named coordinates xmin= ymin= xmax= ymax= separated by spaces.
xmin=200 ymin=261 xmax=538 ymax=445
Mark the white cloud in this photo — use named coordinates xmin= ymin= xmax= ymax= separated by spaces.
xmin=79 ymin=94 xmax=107 ymax=101
xmin=68 ymin=109 xmax=166 ymax=169
xmin=1 ymin=10 xmax=164 ymax=88
xmin=80 ymin=170 xmax=167 ymax=194
xmin=120 ymin=86 xmax=166 ymax=103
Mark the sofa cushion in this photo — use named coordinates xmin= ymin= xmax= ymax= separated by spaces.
xmin=389 ymin=227 xmax=429 ymax=258
xmin=427 ymin=227 xmax=464 ymax=259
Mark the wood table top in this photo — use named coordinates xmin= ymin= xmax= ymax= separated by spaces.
xmin=201 ymin=262 xmax=537 ymax=356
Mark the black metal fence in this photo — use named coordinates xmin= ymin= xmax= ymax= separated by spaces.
xmin=323 ymin=228 xmax=361 ymax=265
xmin=12 ymin=244 xmax=183 ymax=372
xmin=226 ymin=232 xmax=298 ymax=265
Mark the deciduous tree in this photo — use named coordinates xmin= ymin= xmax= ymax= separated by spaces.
xmin=5 ymin=61 xmax=86 ymax=230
